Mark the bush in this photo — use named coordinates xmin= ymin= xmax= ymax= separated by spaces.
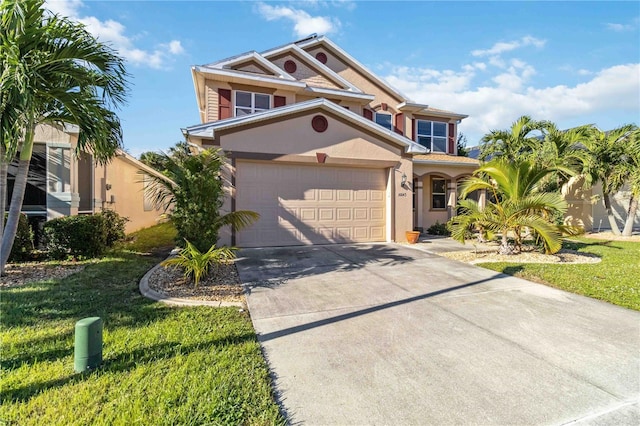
xmin=427 ymin=221 xmax=451 ymax=236
xmin=101 ymin=209 xmax=128 ymax=246
xmin=5 ymin=213 xmax=34 ymax=261
xmin=161 ymin=240 xmax=236 ymax=287
xmin=43 ymin=211 xmax=128 ymax=259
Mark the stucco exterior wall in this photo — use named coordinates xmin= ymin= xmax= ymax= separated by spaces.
xmin=93 ymin=155 xmax=164 ymax=233
xmin=219 ymin=112 xmax=403 ymax=159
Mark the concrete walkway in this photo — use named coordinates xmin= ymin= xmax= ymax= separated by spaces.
xmin=237 ymin=243 xmax=640 ymax=425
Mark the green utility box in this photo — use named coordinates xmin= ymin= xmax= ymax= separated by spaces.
xmin=74 ymin=317 xmax=103 ymax=373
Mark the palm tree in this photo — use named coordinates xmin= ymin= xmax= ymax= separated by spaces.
xmin=0 ymin=0 xmax=128 ymax=274
xmin=142 ymin=145 xmax=259 ymax=252
xmin=479 ymin=115 xmax=550 ymax=162
xmin=581 ymin=124 xmax=639 ymax=235
xmin=618 ymin=131 xmax=640 ymax=236
xmin=449 ymin=159 xmax=576 ymax=254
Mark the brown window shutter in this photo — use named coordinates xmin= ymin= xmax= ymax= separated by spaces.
xmin=394 ymin=113 xmax=404 ymax=135
xmin=448 ymin=123 xmax=455 ymax=154
xmin=364 ymin=109 xmax=373 ymax=121
xmin=274 ymin=96 xmax=286 ymax=108
xmin=218 ymin=89 xmax=232 ymax=120
xmin=412 ymin=119 xmax=416 ymax=141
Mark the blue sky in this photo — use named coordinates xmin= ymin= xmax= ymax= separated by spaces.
xmin=45 ymin=1 xmax=640 ymax=157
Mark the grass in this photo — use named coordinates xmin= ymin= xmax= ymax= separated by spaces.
xmin=118 ymin=221 xmax=177 ymax=253
xmin=0 ymin=223 xmax=284 ymax=425
xmin=479 ymin=237 xmax=640 ymax=311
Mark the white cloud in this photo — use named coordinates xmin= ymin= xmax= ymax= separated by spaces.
xmin=606 ymin=22 xmax=635 ymax=32
xmin=44 ymin=0 xmax=184 ymax=69
xmin=256 ymin=2 xmax=340 ymax=37
xmin=384 ymin=62 xmax=640 ymax=144
xmin=577 ymin=69 xmax=592 ymax=76
xmin=472 ymin=36 xmax=546 ymax=57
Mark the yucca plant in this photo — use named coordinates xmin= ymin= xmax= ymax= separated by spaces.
xmin=161 ymin=240 xmax=237 ymax=287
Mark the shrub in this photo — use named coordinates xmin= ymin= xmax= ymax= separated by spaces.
xmin=44 ymin=215 xmax=107 ymax=259
xmin=5 ymin=213 xmax=34 ymax=261
xmin=100 ymin=209 xmax=128 ymax=246
xmin=42 ymin=211 xmax=127 ymax=259
xmin=427 ymin=221 xmax=451 ymax=236
xmin=162 ymin=240 xmax=236 ymax=287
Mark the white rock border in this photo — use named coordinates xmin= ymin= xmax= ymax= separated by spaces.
xmin=139 ymin=260 xmax=246 ymax=308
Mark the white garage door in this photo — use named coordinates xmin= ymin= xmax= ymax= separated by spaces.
xmin=236 ymin=162 xmax=387 ymax=247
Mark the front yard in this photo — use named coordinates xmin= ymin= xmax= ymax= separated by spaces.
xmin=0 ymin=225 xmax=284 ymax=425
xmin=477 ymin=237 xmax=640 ymax=311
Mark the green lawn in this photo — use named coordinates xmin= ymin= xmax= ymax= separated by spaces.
xmin=479 ymin=237 xmax=640 ymax=311
xmin=0 ymin=224 xmax=284 ymax=425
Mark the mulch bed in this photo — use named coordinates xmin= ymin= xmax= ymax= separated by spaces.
xmin=147 ymin=263 xmax=245 ymax=303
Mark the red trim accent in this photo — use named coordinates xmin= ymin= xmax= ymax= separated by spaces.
xmin=218 ymin=89 xmax=232 ymax=120
xmin=284 ymin=60 xmax=297 ymax=73
xmin=381 ymin=103 xmax=388 ymax=111
xmin=394 ymin=113 xmax=404 ymax=135
xmin=274 ymin=96 xmax=286 ymax=108
xmin=364 ymin=109 xmax=373 ymax=121
xmin=448 ymin=123 xmax=455 ymax=154
xmin=411 ymin=118 xmax=416 ymax=141
xmin=315 ymin=52 xmax=327 ymax=64
xmin=312 ymin=115 xmax=328 ymax=133
xmin=316 ymin=152 xmax=327 ymax=163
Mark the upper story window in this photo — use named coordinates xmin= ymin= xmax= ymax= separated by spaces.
xmin=416 ymin=120 xmax=447 ymax=153
xmin=234 ymin=91 xmax=270 ymax=117
xmin=375 ymin=112 xmax=393 ymax=130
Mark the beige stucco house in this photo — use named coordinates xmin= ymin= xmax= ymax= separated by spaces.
xmin=8 ymin=123 xmax=165 ymax=235
xmin=183 ymin=35 xmax=479 ymax=247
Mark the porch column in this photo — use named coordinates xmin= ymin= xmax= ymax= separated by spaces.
xmin=416 ymin=178 xmax=423 ymax=230
xmin=447 ymin=181 xmax=457 ymax=219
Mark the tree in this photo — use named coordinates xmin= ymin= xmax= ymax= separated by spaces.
xmin=479 ymin=115 xmax=550 ymax=162
xmin=143 ymin=145 xmax=259 ymax=252
xmin=1 ymin=0 xmax=128 ymax=274
xmin=456 ymin=132 xmax=469 ymax=157
xmin=449 ymin=159 xmax=576 ymax=254
xmin=581 ymin=124 xmax=639 ymax=235
xmin=615 ymin=129 xmax=640 ymax=236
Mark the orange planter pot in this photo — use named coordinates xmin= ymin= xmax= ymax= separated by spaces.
xmin=406 ymin=231 xmax=421 ymax=244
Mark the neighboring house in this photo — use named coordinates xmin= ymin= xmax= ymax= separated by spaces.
xmin=6 ymin=123 xmax=166 ymax=236
xmin=183 ymin=35 xmax=479 ymax=247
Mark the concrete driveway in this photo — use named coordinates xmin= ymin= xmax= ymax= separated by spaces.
xmin=236 ymin=243 xmax=640 ymax=425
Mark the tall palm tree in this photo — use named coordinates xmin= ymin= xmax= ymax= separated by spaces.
xmin=479 ymin=115 xmax=551 ymax=162
xmin=449 ymin=159 xmax=576 ymax=254
xmin=142 ymin=145 xmax=259 ymax=252
xmin=618 ymin=130 xmax=640 ymax=236
xmin=0 ymin=0 xmax=128 ymax=273
xmin=581 ymin=124 xmax=639 ymax=235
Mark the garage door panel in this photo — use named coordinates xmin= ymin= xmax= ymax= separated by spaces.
xmin=236 ymin=162 xmax=387 ymax=247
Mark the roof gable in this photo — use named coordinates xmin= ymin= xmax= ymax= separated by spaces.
xmin=184 ymin=98 xmax=427 ymax=154
xmin=262 ymin=44 xmax=363 ymax=93
xmin=297 ymin=36 xmax=408 ymax=103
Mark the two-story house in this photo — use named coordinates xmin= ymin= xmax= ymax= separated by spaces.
xmin=183 ymin=35 xmax=480 ymax=247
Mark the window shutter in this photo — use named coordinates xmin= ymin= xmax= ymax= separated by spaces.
xmin=218 ymin=89 xmax=232 ymax=120
xmin=412 ymin=119 xmax=416 ymax=141
xmin=363 ymin=109 xmax=373 ymax=121
xmin=274 ymin=96 xmax=286 ymax=108
xmin=448 ymin=123 xmax=455 ymax=154
xmin=394 ymin=113 xmax=404 ymax=135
